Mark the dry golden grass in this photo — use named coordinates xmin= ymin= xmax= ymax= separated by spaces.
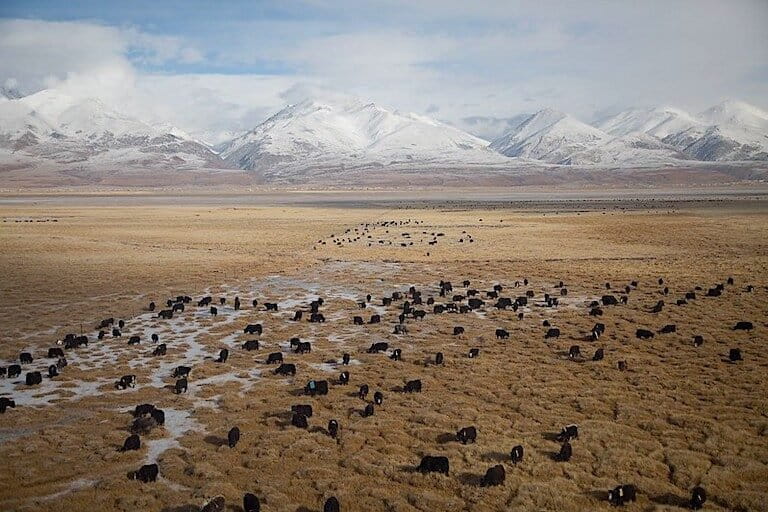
xmin=0 ymin=196 xmax=766 ymax=511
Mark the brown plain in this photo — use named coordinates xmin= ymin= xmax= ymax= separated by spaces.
xmin=0 ymin=194 xmax=766 ymax=511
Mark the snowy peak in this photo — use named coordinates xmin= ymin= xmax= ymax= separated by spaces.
xmin=0 ymin=88 xmax=220 ymax=169
xmin=698 ymin=100 xmax=768 ymax=130
xmin=489 ymin=108 xmax=607 ymax=163
xmin=221 ymin=94 xmax=501 ymax=173
xmin=598 ymin=106 xmax=701 ymax=139
xmin=596 ymin=100 xmax=768 ymax=162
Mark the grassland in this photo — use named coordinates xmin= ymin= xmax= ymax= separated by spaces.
xmin=0 ymin=192 xmax=766 ymax=511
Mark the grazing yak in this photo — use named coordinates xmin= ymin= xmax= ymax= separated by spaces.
xmin=228 ymin=426 xmax=240 ymax=448
xmin=556 ymin=424 xmax=579 ymax=442
xmin=545 ymin=328 xmax=560 ymax=339
xmin=328 ymin=419 xmax=340 ymax=439
xmin=25 ymin=371 xmax=42 ymax=386
xmin=468 ymin=298 xmax=484 ymax=310
xmin=174 ymin=378 xmax=188 ymax=394
xmin=305 ymin=380 xmax=329 ymax=396
xmin=341 ymin=353 xmax=351 ymax=365
xmin=706 ymin=287 xmax=722 ymax=297
xmin=243 ymin=493 xmax=260 ymax=512
xmin=292 ymin=413 xmax=308 ymax=429
xmin=152 ymin=344 xmax=167 ymax=356
xmin=659 ymin=324 xmax=676 ymax=334
xmin=418 ymin=455 xmax=449 ymax=475
xmin=358 ymin=384 xmax=369 ymax=399
xmin=554 ymin=442 xmax=572 ymax=462
xmin=591 ymin=323 xmax=606 ymax=340
xmin=456 ymin=426 xmax=477 ymax=444
xmin=324 ymin=497 xmax=340 ymax=512
xmin=495 ymin=329 xmax=510 ymax=339
xmin=404 ymin=379 xmax=422 ymax=393
xmin=369 ymin=314 xmax=381 ymax=324
xmin=729 ymin=348 xmax=743 ymax=362
xmin=115 ymin=375 xmax=136 ymax=390
xmin=733 ymin=321 xmax=754 ymax=331
xmin=150 ymin=409 xmax=165 ymax=425
xmin=690 ymin=486 xmax=706 ymax=510
xmin=129 ymin=463 xmax=158 ymax=483
xmin=295 ymin=342 xmax=312 ymax=354
xmin=47 ymin=365 xmax=58 ymax=378
xmin=481 ymin=464 xmax=505 ymax=486
xmin=20 ymin=352 xmax=33 ymax=364
xmin=367 ymin=342 xmax=388 ymax=354
xmin=47 ymin=347 xmax=64 ymax=359
xmin=510 ymin=445 xmax=524 ymax=464
xmin=353 ymin=316 xmax=364 ymax=325
xmin=216 ymin=348 xmax=229 ymax=363
xmin=618 ymin=361 xmax=628 ymax=371
xmin=593 ymin=348 xmax=605 ymax=361
xmin=244 ymin=324 xmax=263 ymax=335
xmin=435 ymin=352 xmax=444 ymax=365
xmin=374 ymin=391 xmax=384 ymax=405
xmin=453 ymin=326 xmax=465 ymax=336
xmin=468 ymin=348 xmax=480 ymax=358
xmin=568 ymin=345 xmax=581 ymax=359
xmin=266 ymin=352 xmax=283 ymax=364
xmin=7 ymin=364 xmax=21 ymax=378
xmin=133 ymin=403 xmax=156 ymax=417
xmin=390 ymin=348 xmax=402 ymax=361
xmin=339 ymin=371 xmax=350 ymax=385
xmin=243 ymin=340 xmax=259 ymax=352
xmin=275 ymin=363 xmax=296 ymax=376
xmin=693 ymin=335 xmax=704 ymax=347
xmin=362 ymin=403 xmax=375 ymax=417
xmin=120 ymin=434 xmax=141 ymax=452
xmin=0 ymin=398 xmax=16 ymax=414
xmin=607 ymin=484 xmax=637 ymax=506
xmin=636 ymin=329 xmax=654 ymax=340
xmin=172 ymin=366 xmax=191 ymax=378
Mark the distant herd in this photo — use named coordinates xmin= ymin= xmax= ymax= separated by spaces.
xmin=0 ymin=272 xmax=759 ymax=510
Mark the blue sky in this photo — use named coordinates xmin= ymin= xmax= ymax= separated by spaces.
xmin=1 ymin=0 xmax=767 ymax=142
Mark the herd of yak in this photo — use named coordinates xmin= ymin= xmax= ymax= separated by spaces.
xmin=0 ymin=272 xmax=759 ymax=511
xmin=314 ymin=219 xmax=475 ymax=253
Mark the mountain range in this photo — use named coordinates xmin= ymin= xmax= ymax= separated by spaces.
xmin=1 ymin=87 xmax=766 ymax=185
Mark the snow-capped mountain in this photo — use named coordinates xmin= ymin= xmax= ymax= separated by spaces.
xmin=562 ymin=133 xmax=688 ymax=166
xmin=598 ymin=100 xmax=768 ymax=162
xmin=489 ymin=108 xmax=692 ymax=166
xmin=0 ymin=89 xmax=221 ymax=169
xmin=220 ymin=96 xmax=507 ymax=174
xmin=597 ymin=106 xmax=701 ymax=139
xmin=489 ymin=109 xmax=609 ymax=163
